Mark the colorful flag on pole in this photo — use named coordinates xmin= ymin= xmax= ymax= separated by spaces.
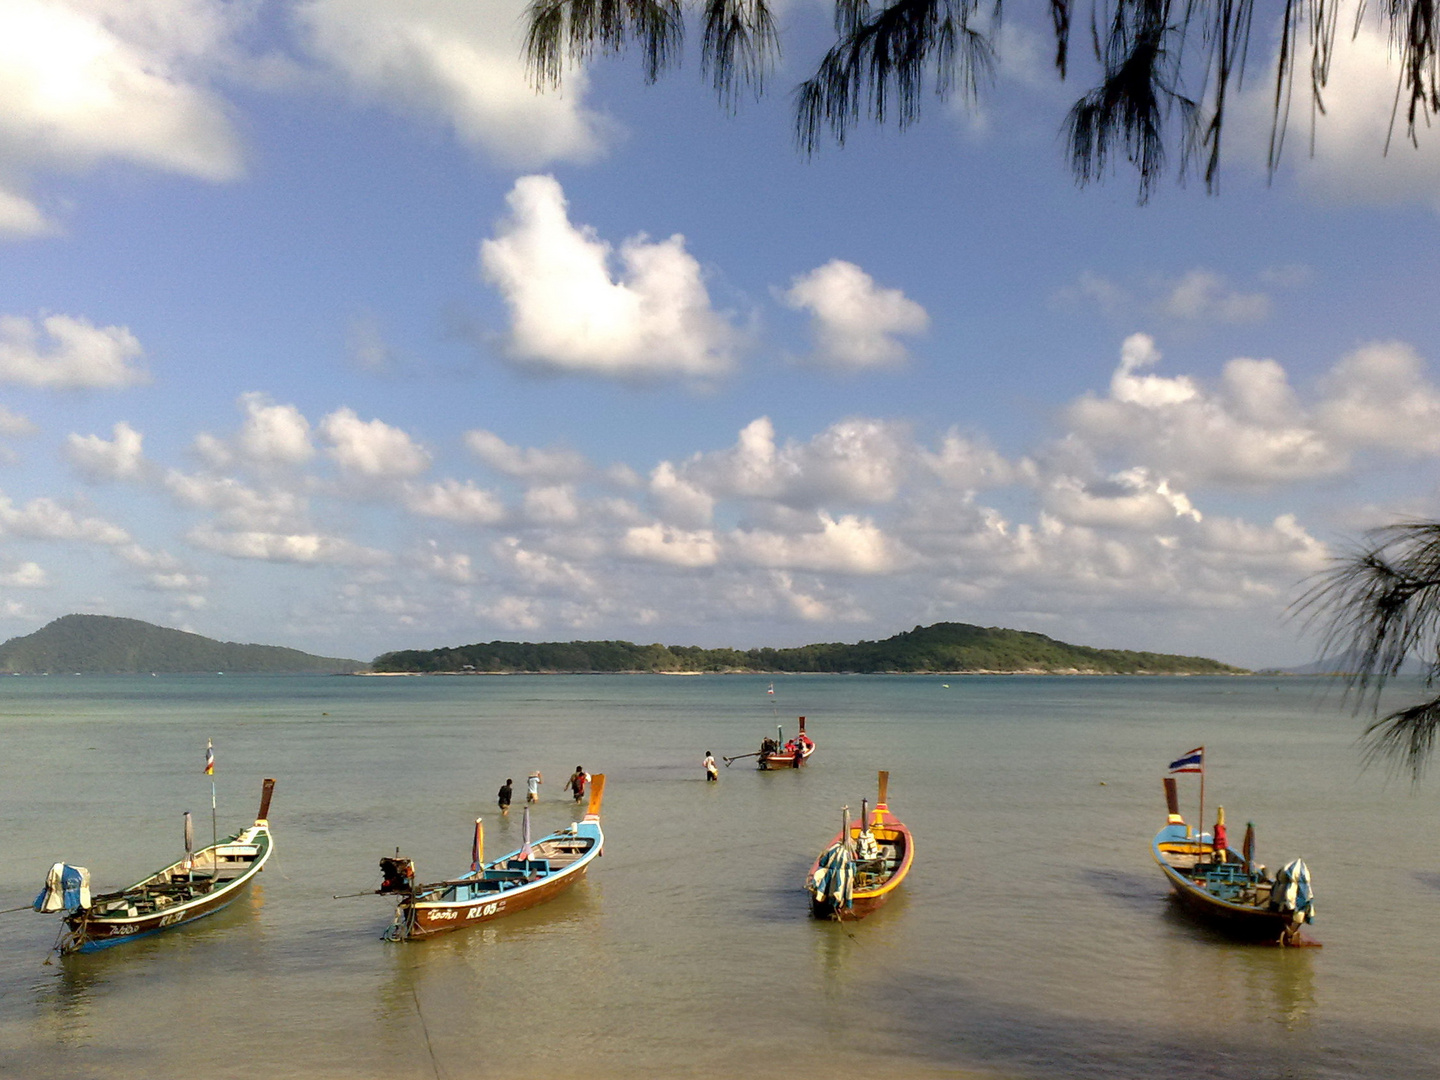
xmin=1168 ymin=747 xmax=1204 ymax=773
xmin=767 ymin=683 xmax=775 ymax=696
xmin=204 ymin=740 xmax=214 ymax=775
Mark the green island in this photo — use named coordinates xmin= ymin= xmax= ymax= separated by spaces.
xmin=372 ymin=622 xmax=1246 ymax=675
xmin=0 ymin=615 xmax=366 ymax=675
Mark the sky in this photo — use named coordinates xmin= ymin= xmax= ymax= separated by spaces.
xmin=1 ymin=0 xmax=1439 ymax=668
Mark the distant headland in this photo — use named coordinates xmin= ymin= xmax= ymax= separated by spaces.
xmin=0 ymin=615 xmax=366 ymax=675
xmin=372 ymin=622 xmax=1247 ymax=676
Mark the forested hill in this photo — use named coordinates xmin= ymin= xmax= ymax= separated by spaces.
xmin=373 ymin=622 xmax=1246 ymax=675
xmin=0 ymin=615 xmax=366 ymax=674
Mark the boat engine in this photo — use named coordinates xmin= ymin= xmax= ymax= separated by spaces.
xmin=378 ymin=855 xmax=416 ymax=894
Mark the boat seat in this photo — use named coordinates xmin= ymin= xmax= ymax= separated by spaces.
xmin=505 ymin=859 xmax=551 ymax=874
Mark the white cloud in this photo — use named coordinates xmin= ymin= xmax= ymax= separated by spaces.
xmin=0 ymin=313 xmax=147 ymax=388
xmin=464 ymin=428 xmax=588 ymax=481
xmin=0 ymin=0 xmax=244 ymax=235
xmin=0 ymin=493 xmax=128 ymax=544
xmin=188 ymin=524 xmax=388 ymax=566
xmin=783 ymin=259 xmax=929 ymax=370
xmin=683 ymin=416 xmax=910 ymax=508
xmin=522 ymin=484 xmax=580 ymax=524
xmin=1157 ymin=269 xmax=1270 ymax=323
xmin=493 ymin=536 xmax=595 ymax=591
xmin=65 ymin=420 xmax=145 ymax=481
xmin=237 ymin=393 xmax=315 ymax=466
xmin=648 ymin=461 xmax=714 ymax=527
xmin=1314 ymin=341 xmax=1440 ymax=456
xmin=920 ymin=431 xmax=1021 ymax=490
xmin=297 ymin=0 xmax=608 ymax=167
xmin=1042 ymin=468 xmax=1202 ymax=530
xmin=421 ymin=543 xmax=475 ymax=584
xmin=621 ymin=523 xmax=719 ymax=568
xmin=480 ymin=174 xmax=739 ymax=380
xmin=404 ymin=478 xmax=506 ymax=525
xmin=164 ymin=470 xmax=307 ymax=531
xmin=478 ymin=594 xmax=542 ymax=631
xmin=730 ymin=513 xmax=901 ymax=574
xmin=0 ymin=404 xmax=36 ymax=437
xmin=0 ymin=560 xmax=46 ymax=586
xmin=320 ymin=407 xmax=431 ymax=479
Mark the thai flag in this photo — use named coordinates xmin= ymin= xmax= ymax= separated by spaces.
xmin=1169 ymin=747 xmax=1204 ymax=773
xmin=204 ymin=740 xmax=214 ymax=776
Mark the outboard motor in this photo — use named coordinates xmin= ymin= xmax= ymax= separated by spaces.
xmin=378 ymin=855 xmax=416 ymax=895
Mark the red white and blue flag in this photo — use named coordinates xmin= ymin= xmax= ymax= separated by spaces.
xmin=1168 ymin=747 xmax=1204 ymax=773
xmin=204 ymin=740 xmax=214 ymax=776
xmin=767 ymin=683 xmax=774 ymax=696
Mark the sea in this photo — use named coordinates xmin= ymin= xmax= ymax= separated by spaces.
xmin=2 ymin=673 xmax=1438 ymax=1080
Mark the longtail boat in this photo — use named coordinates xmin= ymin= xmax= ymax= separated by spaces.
xmin=1153 ymin=776 xmax=1315 ymax=945
xmin=729 ymin=716 xmax=813 ymax=770
xmin=36 ymin=779 xmax=275 ymax=955
xmin=808 ymin=770 xmax=913 ymax=920
xmin=380 ymin=774 xmax=605 ymax=942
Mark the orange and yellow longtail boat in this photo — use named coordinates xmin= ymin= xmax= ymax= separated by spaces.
xmin=807 ymin=771 xmax=913 ymax=920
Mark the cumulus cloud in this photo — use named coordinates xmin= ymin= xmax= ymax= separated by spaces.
xmin=621 ymin=523 xmax=719 ymax=568
xmin=65 ymin=421 xmax=146 ymax=481
xmin=464 ymin=429 xmax=588 ymax=481
xmin=320 ymin=407 xmax=431 ymax=479
xmin=0 ymin=560 xmax=46 ymax=586
xmin=0 ymin=494 xmax=128 ymax=544
xmin=681 ymin=416 xmax=910 ymax=508
xmin=492 ymin=536 xmax=595 ymax=592
xmin=522 ymin=484 xmax=580 ymax=524
xmin=404 ymin=478 xmax=506 ymax=525
xmin=1314 ymin=341 xmax=1440 ymax=456
xmin=164 ymin=470 xmax=307 ymax=531
xmin=730 ymin=513 xmax=901 ymax=574
xmin=0 ymin=0 xmax=244 ymax=235
xmin=1157 ymin=270 xmax=1270 ymax=323
xmin=1042 ymin=468 xmax=1202 ymax=530
xmin=480 ymin=174 xmax=739 ymax=380
xmin=648 ymin=461 xmax=714 ymax=528
xmin=297 ymin=0 xmax=608 ymax=168
xmin=0 ymin=405 xmax=37 ymax=448
xmin=783 ymin=259 xmax=929 ymax=370
xmin=188 ymin=524 xmax=388 ymax=566
xmin=0 ymin=313 xmax=147 ymax=388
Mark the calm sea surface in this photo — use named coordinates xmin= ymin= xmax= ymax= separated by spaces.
xmin=2 ymin=673 xmax=1438 ymax=1080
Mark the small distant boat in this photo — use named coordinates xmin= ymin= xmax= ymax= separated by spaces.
xmin=1153 ymin=775 xmax=1315 ymax=945
xmin=808 ymin=771 xmax=913 ymax=920
xmin=380 ymin=775 xmax=605 ymax=942
xmin=37 ymin=779 xmax=275 ymax=955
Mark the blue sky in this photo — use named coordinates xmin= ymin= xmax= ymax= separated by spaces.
xmin=1 ymin=0 xmax=1438 ymax=667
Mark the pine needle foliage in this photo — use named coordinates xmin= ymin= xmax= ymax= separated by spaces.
xmin=1297 ymin=522 xmax=1440 ymax=782
xmin=524 ymin=0 xmax=1440 ymax=199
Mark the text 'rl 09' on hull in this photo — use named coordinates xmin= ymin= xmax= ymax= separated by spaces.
xmin=36 ymin=778 xmax=276 ymax=955
xmin=380 ymin=775 xmax=605 ymax=942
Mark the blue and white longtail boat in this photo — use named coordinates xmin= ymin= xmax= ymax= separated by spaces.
xmin=1153 ymin=776 xmax=1315 ymax=945
xmin=380 ymin=774 xmax=605 ymax=941
xmin=36 ymin=779 xmax=275 ymax=955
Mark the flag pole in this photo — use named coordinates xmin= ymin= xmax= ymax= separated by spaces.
xmin=1198 ymin=745 xmax=1206 ymax=862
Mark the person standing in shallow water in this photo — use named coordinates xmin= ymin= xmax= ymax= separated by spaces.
xmin=498 ymin=778 xmax=513 ymax=816
xmin=703 ymin=751 xmax=718 ymax=782
xmin=567 ymin=766 xmax=588 ymax=803
xmin=526 ymin=771 xmax=542 ymax=803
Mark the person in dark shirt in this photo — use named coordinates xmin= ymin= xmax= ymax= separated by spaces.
xmin=498 ymin=778 xmax=513 ymax=816
xmin=567 ymin=766 xmax=589 ymax=803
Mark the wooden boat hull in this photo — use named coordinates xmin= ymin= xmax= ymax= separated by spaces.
xmin=808 ymin=775 xmax=913 ymax=921
xmin=1153 ymin=824 xmax=1307 ymax=945
xmin=395 ymin=855 xmax=596 ymax=939
xmin=59 ymin=780 xmax=276 ymax=955
xmin=387 ymin=775 xmax=606 ymax=942
xmin=759 ymin=743 xmax=814 ymax=770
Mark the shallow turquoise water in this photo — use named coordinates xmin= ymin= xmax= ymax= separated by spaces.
xmin=1 ymin=673 xmax=1438 ymax=1079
